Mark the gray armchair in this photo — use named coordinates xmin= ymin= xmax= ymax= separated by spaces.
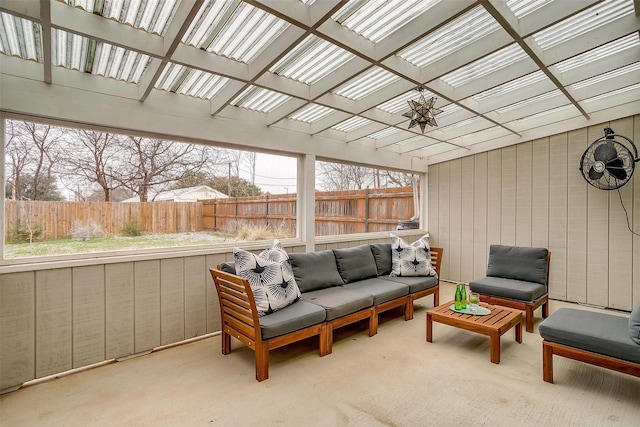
xmin=469 ymin=245 xmax=550 ymax=333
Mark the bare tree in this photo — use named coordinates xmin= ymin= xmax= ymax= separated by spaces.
xmin=316 ymin=161 xmax=414 ymax=191
xmin=116 ymin=136 xmax=208 ymax=201
xmin=4 ymin=120 xmax=62 ymax=200
xmin=244 ymin=151 xmax=257 ymax=184
xmin=60 ymin=129 xmax=124 ymax=201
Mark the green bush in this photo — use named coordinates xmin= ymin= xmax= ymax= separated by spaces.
xmin=9 ymin=218 xmax=43 ymax=243
xmin=120 ymin=220 xmax=144 ymax=237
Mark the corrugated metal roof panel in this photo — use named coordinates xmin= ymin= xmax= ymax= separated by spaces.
xmin=52 ymin=28 xmax=151 ymax=83
xmin=441 ymin=44 xmax=527 ymax=88
xmin=270 ymin=35 xmax=355 ymax=84
xmin=571 ymin=62 xmax=640 ymax=90
xmin=332 ymin=116 xmax=372 ymax=132
xmin=533 ymin=0 xmax=633 ymax=50
xmin=333 ymin=67 xmax=399 ymax=100
xmin=232 ymin=85 xmax=291 ymax=112
xmin=155 ymin=62 xmax=230 ymax=99
xmin=473 ymin=71 xmax=546 ymax=101
xmin=62 ymin=0 xmax=180 ymax=36
xmin=0 ymin=12 xmax=42 ymax=61
xmin=506 ymin=0 xmax=553 ymax=18
xmin=583 ymin=82 xmax=640 ymax=102
xmin=555 ymin=33 xmax=640 ymax=73
xmin=398 ymin=6 xmax=499 ymax=68
xmin=289 ymin=104 xmax=336 ymax=123
xmin=376 ymin=89 xmax=435 ymax=114
xmin=183 ymin=0 xmax=289 ymax=64
xmin=332 ymin=0 xmax=440 ymax=43
xmin=369 ymin=127 xmax=402 ymax=139
xmin=496 ymin=89 xmax=561 ymax=113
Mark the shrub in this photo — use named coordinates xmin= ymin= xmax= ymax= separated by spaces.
xmin=70 ymin=220 xmax=104 ymax=241
xmin=225 ymin=219 xmax=290 ymax=241
xmin=9 ymin=218 xmax=43 ymax=244
xmin=120 ymin=220 xmax=144 ymax=237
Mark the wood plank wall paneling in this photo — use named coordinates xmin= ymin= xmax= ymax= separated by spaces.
xmin=428 ymin=115 xmax=639 ymax=311
xmin=548 ymin=133 xmax=568 ymax=300
xmin=105 ymin=263 xmax=134 ymax=360
xmin=184 ymin=256 xmax=207 ymax=338
xmin=160 ymin=258 xmax=185 ymax=346
xmin=0 ymin=272 xmax=35 ymax=391
xmin=461 ymin=157 xmax=474 ymax=282
xmin=134 ymin=260 xmax=161 ymax=353
xmin=72 ymin=265 xmax=105 ymax=368
xmin=35 ymin=268 xmax=72 ymax=378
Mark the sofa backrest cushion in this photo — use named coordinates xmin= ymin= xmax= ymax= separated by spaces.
xmin=630 ymin=301 xmax=640 ymax=345
xmin=219 ymin=261 xmax=236 ymax=275
xmin=487 ymin=245 xmax=549 ymax=285
xmin=289 ymin=250 xmax=344 ymax=293
xmin=370 ymin=243 xmax=392 ymax=276
xmin=333 ymin=245 xmax=378 ymax=284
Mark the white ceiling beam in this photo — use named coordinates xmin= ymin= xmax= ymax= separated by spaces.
xmin=556 ymin=47 xmax=640 ymax=87
xmin=39 ymin=0 xmax=51 ymax=84
xmin=171 ymin=44 xmax=249 ymax=81
xmin=0 ymin=0 xmax=40 ymax=20
xmin=516 ymin=0 xmax=603 ymax=37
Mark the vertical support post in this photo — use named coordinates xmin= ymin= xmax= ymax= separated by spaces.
xmin=297 ymin=154 xmax=316 ymax=253
xmin=364 ymin=187 xmax=369 ymax=233
xmin=0 ymin=115 xmax=4 ymax=259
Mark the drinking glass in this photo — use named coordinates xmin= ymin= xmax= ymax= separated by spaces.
xmin=469 ymin=292 xmax=480 ymax=314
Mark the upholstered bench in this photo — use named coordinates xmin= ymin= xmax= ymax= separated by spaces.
xmin=538 ymin=307 xmax=640 ymax=383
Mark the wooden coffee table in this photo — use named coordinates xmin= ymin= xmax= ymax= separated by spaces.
xmin=426 ymin=301 xmax=522 ymax=364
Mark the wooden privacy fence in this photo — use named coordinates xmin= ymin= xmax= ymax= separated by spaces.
xmin=4 ymin=187 xmax=417 ymax=242
xmin=4 ymin=200 xmax=204 ymax=241
xmin=203 ymin=186 xmax=417 ymax=237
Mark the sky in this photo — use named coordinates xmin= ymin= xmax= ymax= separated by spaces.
xmin=239 ymin=153 xmax=297 ymax=195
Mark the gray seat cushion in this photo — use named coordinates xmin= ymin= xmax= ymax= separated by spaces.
xmin=343 ymin=278 xmax=409 ymax=306
xmin=333 ymin=245 xmax=378 ymax=283
xmin=539 ymin=308 xmax=640 ymax=364
xmin=469 ymin=276 xmax=546 ymax=302
xmin=300 ymin=287 xmax=373 ymax=321
xmin=289 ymin=250 xmax=344 ymax=293
xmin=370 ymin=243 xmax=392 ymax=276
xmin=381 ymin=275 xmax=438 ymax=294
xmin=487 ymin=244 xmax=549 ymax=285
xmin=259 ymin=300 xmax=326 ymax=340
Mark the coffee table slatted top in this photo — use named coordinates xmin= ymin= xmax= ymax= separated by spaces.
xmin=426 ymin=300 xmax=522 ymax=364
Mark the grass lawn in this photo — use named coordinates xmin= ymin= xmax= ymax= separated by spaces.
xmin=4 ymin=231 xmax=232 ymax=258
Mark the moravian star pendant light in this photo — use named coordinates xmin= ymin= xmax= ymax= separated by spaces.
xmin=402 ymin=87 xmax=443 ymax=133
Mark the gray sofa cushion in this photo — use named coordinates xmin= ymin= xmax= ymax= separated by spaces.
xmin=487 ymin=245 xmax=549 ymax=285
xmin=300 ymin=287 xmax=373 ymax=321
xmin=333 ymin=245 xmax=378 ymax=283
xmin=343 ymin=278 xmax=409 ymax=306
xmin=630 ymin=301 xmax=640 ymax=345
xmin=219 ymin=261 xmax=236 ymax=275
xmin=370 ymin=243 xmax=392 ymax=276
xmin=469 ymin=276 xmax=546 ymax=302
xmin=289 ymin=250 xmax=344 ymax=293
xmin=539 ymin=308 xmax=640 ymax=364
xmin=382 ymin=275 xmax=438 ymax=294
xmin=260 ymin=300 xmax=326 ymax=340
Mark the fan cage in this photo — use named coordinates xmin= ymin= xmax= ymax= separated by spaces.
xmin=580 ymin=138 xmax=635 ymax=190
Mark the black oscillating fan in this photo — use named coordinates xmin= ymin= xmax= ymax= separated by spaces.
xmin=580 ymin=127 xmax=639 ymax=190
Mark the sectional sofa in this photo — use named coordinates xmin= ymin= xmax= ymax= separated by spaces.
xmin=210 ymin=242 xmax=442 ymax=381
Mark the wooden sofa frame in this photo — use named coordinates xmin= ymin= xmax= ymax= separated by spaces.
xmin=542 ymin=340 xmax=640 ymax=383
xmin=480 ymin=251 xmax=551 ymax=333
xmin=209 ymin=246 xmax=443 ymax=381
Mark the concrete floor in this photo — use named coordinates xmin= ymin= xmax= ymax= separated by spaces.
xmin=1 ymin=282 xmax=639 ymax=426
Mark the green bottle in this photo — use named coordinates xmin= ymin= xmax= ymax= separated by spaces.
xmin=454 ymin=283 xmax=462 ymax=310
xmin=460 ymin=283 xmax=467 ymax=309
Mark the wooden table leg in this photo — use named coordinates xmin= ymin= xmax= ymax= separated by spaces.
xmin=426 ymin=312 xmax=433 ymax=342
xmin=515 ymin=321 xmax=522 ymax=344
xmin=490 ymin=331 xmax=500 ymax=364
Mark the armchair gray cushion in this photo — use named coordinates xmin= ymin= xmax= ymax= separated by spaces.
xmin=219 ymin=261 xmax=236 ymax=275
xmin=630 ymin=301 xmax=640 ymax=345
xmin=469 ymin=277 xmax=546 ymax=302
xmin=486 ymin=245 xmax=549 ymax=285
xmin=289 ymin=250 xmax=344 ymax=293
xmin=333 ymin=245 xmax=378 ymax=283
